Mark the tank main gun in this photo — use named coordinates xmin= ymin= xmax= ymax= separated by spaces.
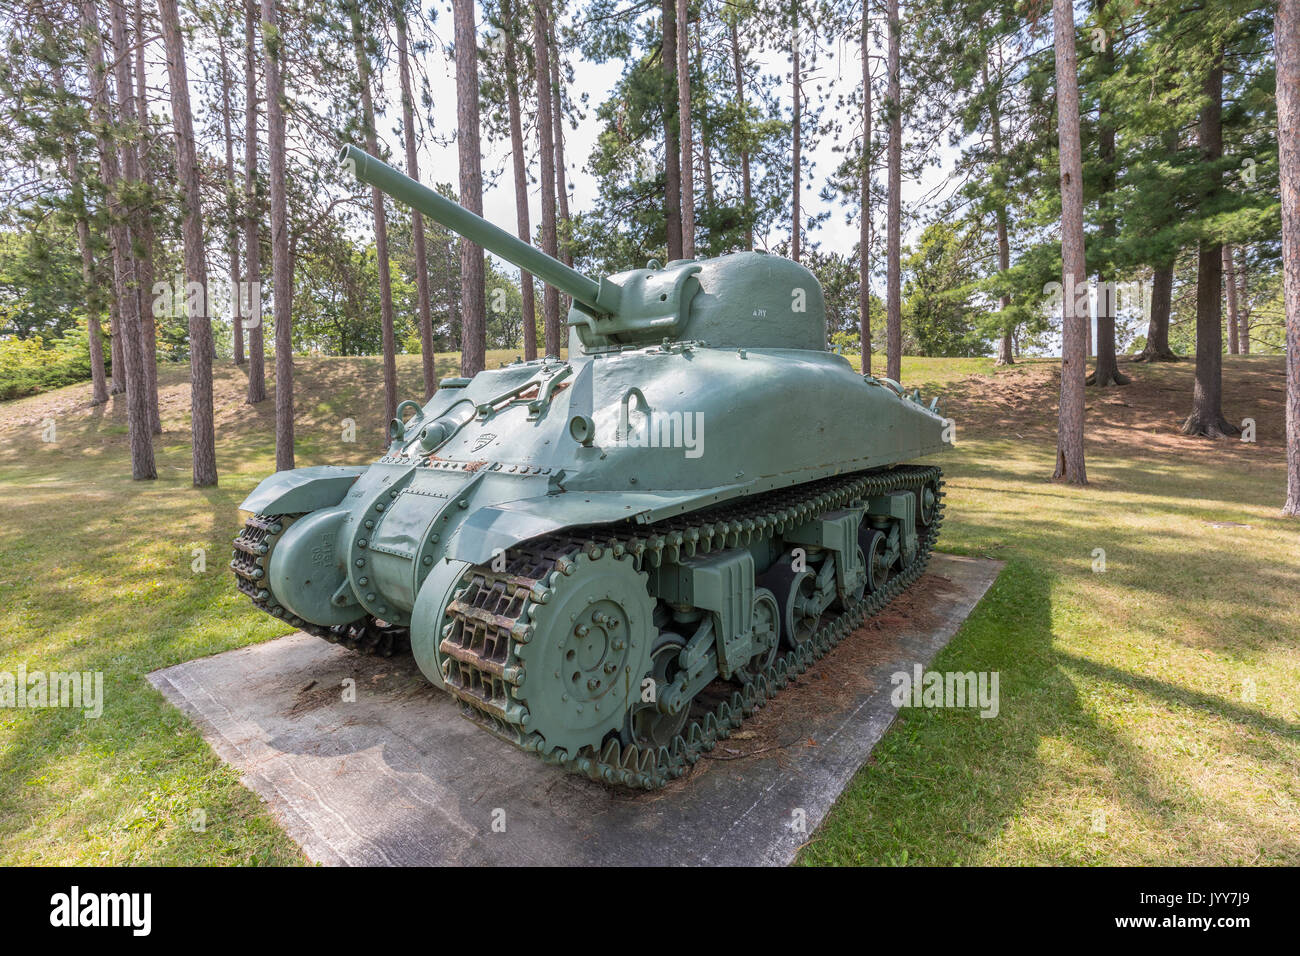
xmin=340 ymin=144 xmax=611 ymax=316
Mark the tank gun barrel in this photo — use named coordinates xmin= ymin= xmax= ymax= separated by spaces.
xmin=339 ymin=144 xmax=603 ymax=313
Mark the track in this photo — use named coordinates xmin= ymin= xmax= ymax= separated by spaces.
xmin=438 ymin=464 xmax=945 ymax=789
xmin=231 ymin=515 xmax=410 ymax=657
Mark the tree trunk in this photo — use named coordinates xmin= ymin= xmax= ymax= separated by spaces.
xmin=133 ymin=0 xmax=162 ymax=430
xmin=51 ymin=59 xmax=109 ymax=404
xmin=396 ymin=10 xmax=438 ymax=395
xmin=263 ymin=0 xmax=293 ymax=469
xmin=454 ymin=0 xmax=487 ymax=373
xmin=858 ymin=0 xmax=871 ymax=371
xmin=1052 ymin=0 xmax=1087 ymax=484
xmin=662 ymin=0 xmax=683 ymax=261
xmin=1087 ymin=8 xmax=1129 ymax=389
xmin=987 ymin=60 xmax=1013 ymax=367
xmin=218 ymin=25 xmax=244 ymax=367
xmin=114 ymin=0 xmax=161 ymax=436
xmin=1182 ymin=53 xmax=1238 ymax=438
xmin=677 ymin=0 xmax=695 ymax=258
xmin=109 ymin=296 xmax=125 ymax=394
xmin=1224 ymin=245 xmax=1240 ymax=354
xmin=696 ymin=28 xmax=714 ymax=219
xmin=350 ymin=2 xmax=398 ymax=425
xmin=158 ymin=0 xmax=217 ymax=485
xmin=244 ymin=0 xmax=266 ymax=403
xmin=502 ymin=0 xmax=537 ymax=362
xmin=548 ymin=18 xmax=573 ymax=270
xmin=885 ymin=0 xmax=901 ymax=382
xmin=1133 ymin=262 xmax=1179 ymax=361
xmin=1278 ymin=0 xmax=1300 ymax=515
xmin=1239 ymin=255 xmax=1251 ymax=353
xmin=730 ymin=17 xmax=752 ymax=251
xmin=82 ymin=0 xmax=155 ymax=479
xmin=533 ymin=0 xmax=561 ymax=355
xmin=791 ymin=3 xmax=801 ymax=262
xmin=1088 ymin=281 xmax=1131 ymax=385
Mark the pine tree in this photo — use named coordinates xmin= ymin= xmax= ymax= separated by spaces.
xmin=1279 ymin=0 xmax=1300 ymax=515
xmin=157 ymin=0 xmax=216 ymax=485
xmin=348 ymin=0 xmax=398 ymax=426
xmin=82 ymin=0 xmax=155 ymax=479
xmin=454 ymin=0 xmax=487 ymax=373
xmin=394 ymin=2 xmax=438 ymax=396
xmin=262 ymin=0 xmax=294 ymax=470
xmin=1053 ymin=0 xmax=1087 ymax=485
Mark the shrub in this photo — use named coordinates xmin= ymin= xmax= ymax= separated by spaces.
xmin=0 ymin=324 xmax=100 ymax=401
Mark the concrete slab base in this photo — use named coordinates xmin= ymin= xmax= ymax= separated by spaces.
xmin=149 ymin=553 xmax=1002 ymax=866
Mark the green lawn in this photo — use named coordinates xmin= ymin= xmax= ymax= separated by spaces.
xmin=0 ymin=352 xmax=1295 ymax=865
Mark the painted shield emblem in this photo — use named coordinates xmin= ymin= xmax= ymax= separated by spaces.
xmin=472 ymin=433 xmax=496 ymax=453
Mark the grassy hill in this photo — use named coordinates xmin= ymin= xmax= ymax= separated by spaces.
xmin=0 ymin=352 xmax=1295 ymax=865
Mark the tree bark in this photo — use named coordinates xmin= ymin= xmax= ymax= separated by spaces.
xmin=218 ymin=23 xmax=244 ymax=367
xmin=662 ymin=0 xmax=683 ymax=261
xmin=454 ymin=0 xmax=487 ymax=373
xmin=858 ymin=0 xmax=871 ymax=371
xmin=729 ymin=16 xmax=752 ymax=250
xmin=502 ymin=0 xmax=537 ymax=361
xmin=158 ymin=0 xmax=217 ymax=485
xmin=885 ymin=0 xmax=901 ymax=382
xmin=262 ymin=0 xmax=294 ymax=469
xmin=1182 ymin=53 xmax=1238 ymax=438
xmin=396 ymin=9 xmax=438 ymax=395
xmin=534 ymin=0 xmax=561 ymax=355
xmin=1278 ymin=0 xmax=1300 ymax=514
xmin=244 ymin=0 xmax=266 ymax=403
xmin=1132 ymin=262 xmax=1179 ymax=361
xmin=51 ymin=58 xmax=109 ymax=404
xmin=677 ymin=0 xmax=695 ymax=258
xmin=1052 ymin=0 xmax=1087 ymax=484
xmin=791 ymin=3 xmax=801 ymax=263
xmin=349 ymin=2 xmax=398 ymax=424
xmin=82 ymin=0 xmax=155 ymax=479
xmin=1224 ymin=244 xmax=1240 ymax=354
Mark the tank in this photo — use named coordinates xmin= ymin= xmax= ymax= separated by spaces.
xmin=231 ymin=144 xmax=949 ymax=789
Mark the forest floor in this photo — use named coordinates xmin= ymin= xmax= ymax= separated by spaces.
xmin=0 ymin=351 xmax=1295 ymax=865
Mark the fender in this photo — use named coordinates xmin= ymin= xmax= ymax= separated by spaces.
xmin=239 ymin=465 xmax=366 ymax=516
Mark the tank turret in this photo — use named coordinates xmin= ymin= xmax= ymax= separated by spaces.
xmin=231 ymin=145 xmax=949 ymax=790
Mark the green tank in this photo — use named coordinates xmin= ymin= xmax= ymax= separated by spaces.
xmin=231 ymin=145 xmax=948 ymax=789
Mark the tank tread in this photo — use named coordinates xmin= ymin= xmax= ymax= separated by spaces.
xmin=440 ymin=464 xmax=945 ymax=789
xmin=231 ymin=512 xmax=411 ymax=658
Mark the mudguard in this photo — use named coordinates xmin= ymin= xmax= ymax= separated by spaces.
xmin=239 ymin=465 xmax=366 ymax=516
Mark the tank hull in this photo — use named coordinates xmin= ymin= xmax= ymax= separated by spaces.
xmin=236 ymin=344 xmax=945 ymax=624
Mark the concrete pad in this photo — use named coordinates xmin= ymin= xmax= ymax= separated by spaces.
xmin=149 ymin=553 xmax=1002 ymax=866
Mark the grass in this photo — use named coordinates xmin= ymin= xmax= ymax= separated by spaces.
xmin=0 ymin=350 xmax=1296 ymax=865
